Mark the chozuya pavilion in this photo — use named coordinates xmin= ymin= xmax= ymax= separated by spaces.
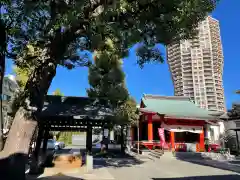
xmin=131 ymin=94 xmax=224 ymax=152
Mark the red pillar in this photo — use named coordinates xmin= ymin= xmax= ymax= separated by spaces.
xmin=199 ymin=128 xmax=205 ymax=151
xmin=148 ymin=114 xmax=153 ymax=141
xmin=170 ymin=131 xmax=175 ymax=151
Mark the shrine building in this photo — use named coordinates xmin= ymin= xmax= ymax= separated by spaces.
xmin=131 ymin=94 xmax=224 ymax=152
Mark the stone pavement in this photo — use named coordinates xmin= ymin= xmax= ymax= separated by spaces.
xmin=107 ymin=155 xmax=240 ymax=180
xmin=31 ymin=166 xmax=114 ymax=180
xmin=27 ymin=151 xmax=240 ymax=180
xmin=185 ymin=159 xmax=240 ymax=173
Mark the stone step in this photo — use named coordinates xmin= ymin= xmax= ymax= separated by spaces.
xmin=149 ymin=150 xmax=164 ymax=159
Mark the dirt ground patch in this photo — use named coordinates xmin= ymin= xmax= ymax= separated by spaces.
xmin=27 ymin=154 xmax=85 ymax=180
xmin=53 ymin=154 xmax=82 ymax=168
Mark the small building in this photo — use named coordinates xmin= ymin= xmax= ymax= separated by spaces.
xmin=131 ymin=94 xmax=223 ymax=152
xmin=220 ymin=103 xmax=240 ymax=154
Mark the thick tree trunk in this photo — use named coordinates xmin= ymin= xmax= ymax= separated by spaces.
xmin=0 ymin=56 xmax=57 ymax=179
xmin=0 ymin=108 xmax=37 ymax=180
xmin=0 ymin=19 xmax=6 ymax=151
xmin=0 ymin=54 xmax=5 ymax=151
xmin=4 ymin=108 xmax=37 ymax=154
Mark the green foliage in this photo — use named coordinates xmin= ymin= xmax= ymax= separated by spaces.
xmin=7 ymin=0 xmax=219 ymax=69
xmin=7 ymin=89 xmax=26 ymax=118
xmin=88 ymin=51 xmax=128 ymax=108
xmin=115 ymin=97 xmax=139 ymax=125
xmin=88 ymin=38 xmax=138 ymax=125
xmin=13 ymin=43 xmax=43 ymax=89
xmin=52 ymin=89 xmax=64 ymax=96
xmin=4 ymin=0 xmax=218 ymax=112
xmin=13 ymin=66 xmax=31 ymax=89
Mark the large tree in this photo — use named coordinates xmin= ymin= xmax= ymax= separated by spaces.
xmin=88 ymin=48 xmax=138 ymax=125
xmin=1 ymin=0 xmax=219 ymax=178
xmin=0 ymin=0 xmax=25 ymax=151
xmin=88 ymin=50 xmax=129 ymax=109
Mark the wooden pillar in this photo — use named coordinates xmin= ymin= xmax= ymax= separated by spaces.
xmin=236 ymin=131 xmax=239 ymax=153
xmin=29 ymin=125 xmax=44 ymax=175
xmin=86 ymin=124 xmax=92 ymax=154
xmin=148 ymin=114 xmax=153 ymax=141
xmin=40 ymin=128 xmax=50 ymax=167
xmin=199 ymin=128 xmax=205 ymax=151
xmin=42 ymin=130 xmax=49 ymax=154
xmin=33 ymin=126 xmax=44 ymax=161
xmin=170 ymin=131 xmax=175 ymax=151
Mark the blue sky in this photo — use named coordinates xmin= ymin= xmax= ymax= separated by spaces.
xmin=5 ymin=0 xmax=240 ymax=109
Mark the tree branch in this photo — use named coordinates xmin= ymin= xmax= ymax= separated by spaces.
xmin=53 ymin=0 xmax=113 ymax=62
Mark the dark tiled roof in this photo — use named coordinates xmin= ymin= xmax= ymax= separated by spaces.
xmin=39 ymin=95 xmax=113 ymax=119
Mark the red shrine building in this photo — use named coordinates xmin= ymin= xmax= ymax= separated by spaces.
xmin=131 ymin=94 xmax=223 ymax=152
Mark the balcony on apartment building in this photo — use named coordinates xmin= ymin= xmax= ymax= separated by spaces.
xmin=205 ymin=83 xmax=214 ymax=87
xmin=205 ymin=79 xmax=214 ymax=84
xmin=204 ymin=69 xmax=213 ymax=74
xmin=208 ymin=105 xmax=218 ymax=111
xmin=182 ymin=67 xmax=192 ymax=73
xmin=204 ymin=67 xmax=213 ymax=71
xmin=216 ymin=89 xmax=223 ymax=94
xmin=204 ymin=76 xmax=213 ymax=81
xmin=183 ymin=87 xmax=194 ymax=92
xmin=170 ymin=60 xmax=182 ymax=66
xmin=172 ymin=68 xmax=182 ymax=74
xmin=183 ymin=75 xmax=193 ymax=80
xmin=183 ymin=84 xmax=193 ymax=89
xmin=203 ymin=61 xmax=212 ymax=66
xmin=182 ymin=53 xmax=191 ymax=57
xmin=208 ymin=102 xmax=217 ymax=108
xmin=181 ymin=58 xmax=192 ymax=64
xmin=168 ymin=51 xmax=181 ymax=58
xmin=206 ymin=92 xmax=215 ymax=97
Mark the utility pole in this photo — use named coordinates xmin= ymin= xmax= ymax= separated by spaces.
xmin=137 ymin=118 xmax=140 ymax=154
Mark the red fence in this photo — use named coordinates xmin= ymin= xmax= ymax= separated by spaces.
xmin=135 ymin=141 xmax=187 ymax=152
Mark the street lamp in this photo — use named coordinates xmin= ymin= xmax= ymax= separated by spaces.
xmin=136 ymin=110 xmax=143 ymax=155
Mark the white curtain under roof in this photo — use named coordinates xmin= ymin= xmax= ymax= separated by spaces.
xmin=161 ymin=123 xmax=203 ymax=134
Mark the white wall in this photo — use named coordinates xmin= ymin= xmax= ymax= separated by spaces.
xmin=206 ymin=122 xmax=225 ymax=144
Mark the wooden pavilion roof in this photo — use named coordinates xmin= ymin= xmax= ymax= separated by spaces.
xmin=40 ymin=95 xmax=113 ymax=119
xmin=38 ymin=95 xmax=115 ymax=130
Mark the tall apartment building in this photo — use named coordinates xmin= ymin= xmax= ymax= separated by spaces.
xmin=167 ymin=16 xmax=225 ymax=112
